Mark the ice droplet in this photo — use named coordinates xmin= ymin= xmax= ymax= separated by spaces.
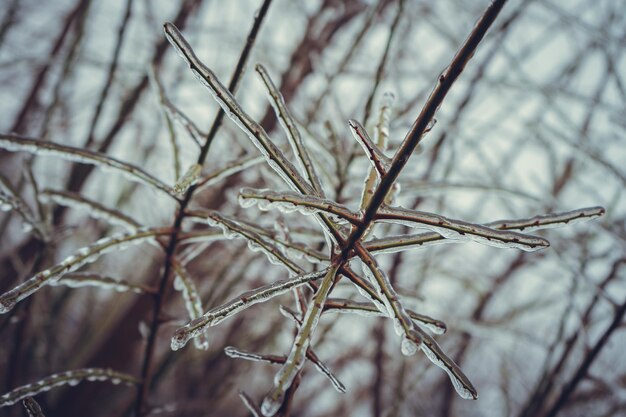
xmin=261 ymin=393 xmax=283 ymax=417
xmin=400 ymin=337 xmax=418 ymax=356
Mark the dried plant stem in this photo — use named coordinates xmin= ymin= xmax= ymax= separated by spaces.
xmin=342 ymin=0 xmax=508 ymax=258
xmin=134 ymin=2 xmax=273 ymax=414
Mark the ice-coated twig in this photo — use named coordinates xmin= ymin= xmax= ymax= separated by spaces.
xmin=261 ymin=264 xmax=340 ymax=416
xmin=225 ymin=346 xmax=284 ymax=363
xmin=21 ymin=397 xmax=45 ymax=417
xmin=0 ymin=368 xmax=138 ymax=407
xmin=414 ymin=324 xmax=477 ymax=400
xmin=360 ymin=93 xmax=395 ymax=211
xmin=172 ymin=163 xmax=201 ymax=196
xmin=238 ymin=188 xmax=361 ymax=225
xmin=239 ymin=390 xmax=263 ymax=417
xmin=278 ymin=305 xmax=347 ymax=393
xmin=0 ymin=227 xmax=171 ymax=313
xmin=149 ymin=65 xmax=202 ymax=148
xmin=323 ymin=298 xmax=447 ymax=335
xmin=186 ymin=209 xmax=304 ymax=274
xmin=355 ymin=244 xmax=422 ymax=356
xmin=256 ymin=64 xmax=325 ymax=196
xmin=195 ymin=154 xmax=264 ymax=191
xmin=399 ymin=180 xmax=542 ymax=202
xmin=486 ymin=206 xmax=606 ymax=231
xmin=149 ymin=65 xmax=182 ymax=178
xmin=170 ymin=268 xmax=329 ymax=351
xmin=40 ymin=189 xmax=141 ymax=231
xmin=375 ymin=206 xmax=549 ymax=252
xmin=0 ymin=174 xmax=48 ymax=239
xmin=163 ymin=23 xmax=315 ymax=196
xmin=51 ymin=273 xmax=154 ymax=294
xmin=172 ymin=260 xmax=209 ymax=350
xmin=348 ymin=119 xmax=391 ymax=178
xmin=177 ymin=230 xmax=224 ymax=245
xmin=167 ymin=25 xmax=345 ymax=247
xmin=0 ymin=134 xmax=179 ymax=200
xmin=366 ymin=206 xmax=606 ymax=254
xmin=243 ymin=221 xmax=328 ymax=265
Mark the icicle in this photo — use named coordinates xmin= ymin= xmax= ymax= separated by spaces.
xmin=278 ymin=305 xmax=347 ymax=393
xmin=348 ymin=119 xmax=390 ymax=177
xmin=356 ymin=246 xmax=422 ymax=356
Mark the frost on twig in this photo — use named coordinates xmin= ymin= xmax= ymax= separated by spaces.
xmin=238 ymin=390 xmax=262 ymax=417
xmin=225 ymin=341 xmax=346 ymax=393
xmin=0 ymin=368 xmax=138 ymax=407
xmin=170 ymin=268 xmax=329 ymax=351
xmin=0 ymin=228 xmax=170 ymax=313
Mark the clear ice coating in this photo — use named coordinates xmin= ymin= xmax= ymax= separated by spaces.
xmin=163 ymin=24 xmax=315 ymax=197
xmin=348 ymin=119 xmax=391 ymax=176
xmin=0 ymin=134 xmax=176 ymax=199
xmin=376 ymin=206 xmax=550 ymax=252
xmin=192 ymin=209 xmax=303 ymax=274
xmin=41 ymin=189 xmax=140 ymax=231
xmin=0 ymin=368 xmax=137 ymax=407
xmin=401 ymin=337 xmax=419 ymax=356
xmin=172 ymin=163 xmax=202 ymax=196
xmin=255 ymin=63 xmax=325 ymax=197
xmin=238 ymin=188 xmax=357 ymax=224
xmin=170 ymin=268 xmax=328 ymax=351
xmin=261 ymin=392 xmax=284 ymax=417
xmin=0 ymin=228 xmax=168 ymax=314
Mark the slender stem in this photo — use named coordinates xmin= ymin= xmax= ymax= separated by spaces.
xmin=341 ymin=0 xmax=508 ymax=259
xmin=133 ymin=1 xmax=273 ymax=414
